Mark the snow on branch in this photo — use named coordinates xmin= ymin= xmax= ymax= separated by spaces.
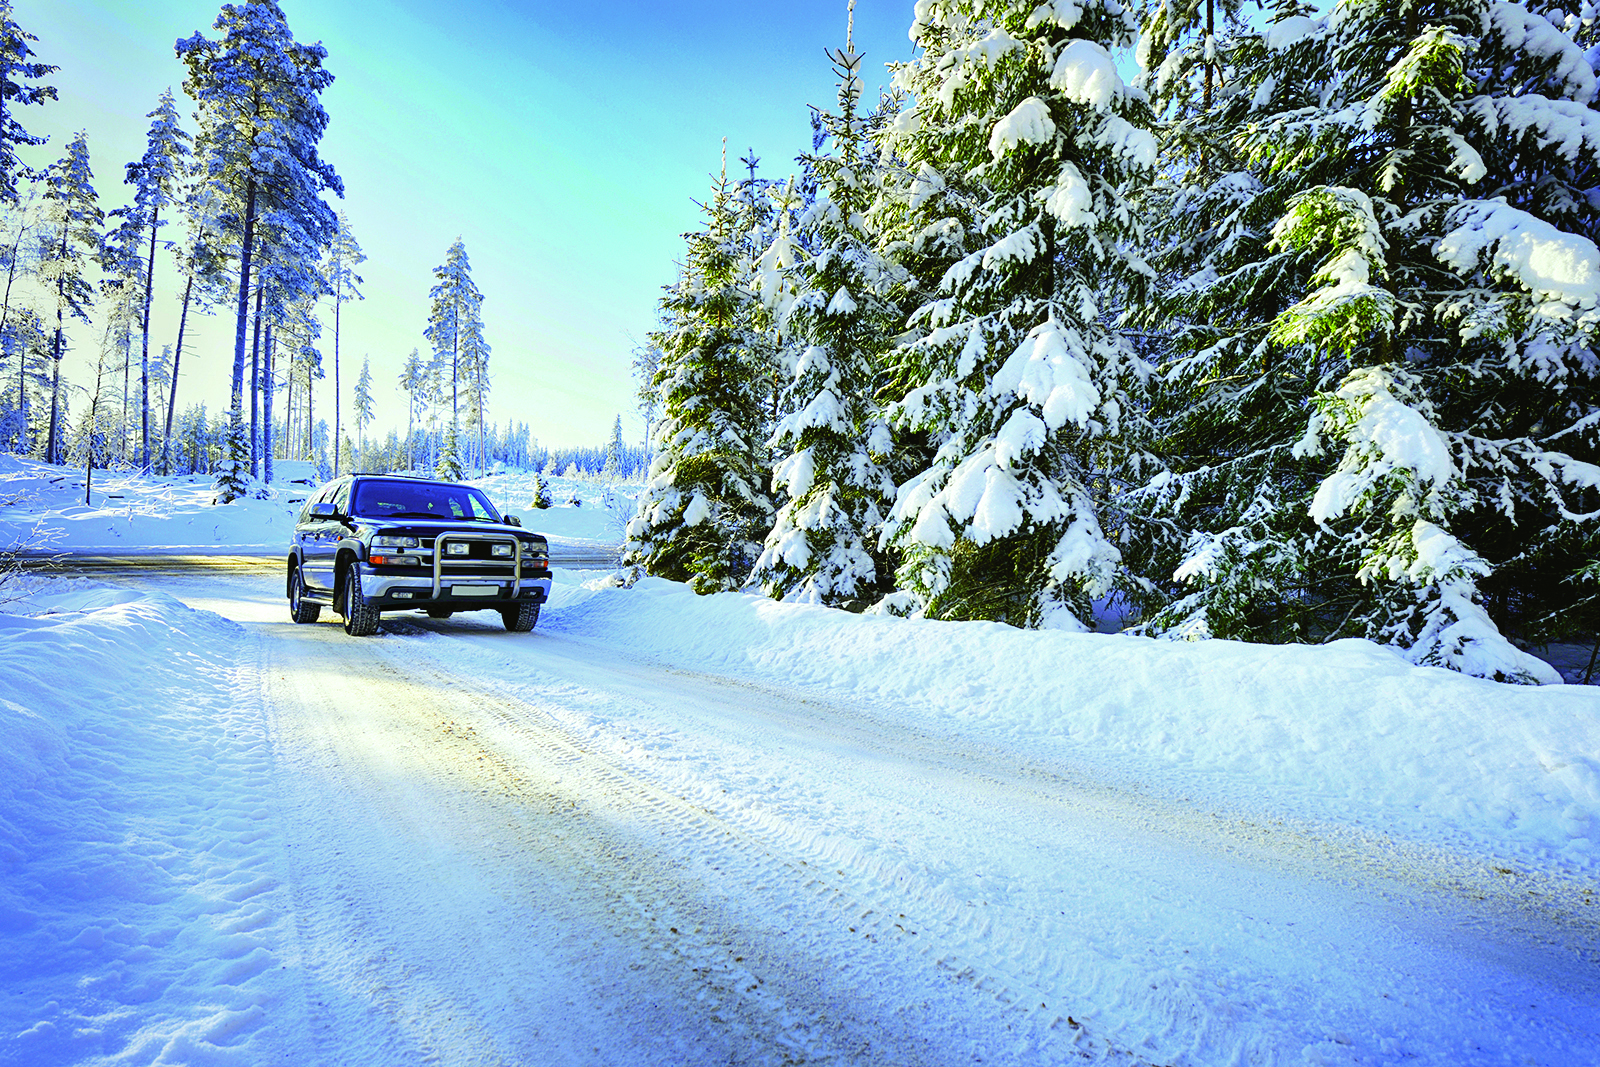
xmin=1435 ymin=199 xmax=1600 ymax=316
xmin=989 ymin=96 xmax=1056 ymax=159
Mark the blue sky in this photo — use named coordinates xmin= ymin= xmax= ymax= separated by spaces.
xmin=17 ymin=0 xmax=918 ymax=449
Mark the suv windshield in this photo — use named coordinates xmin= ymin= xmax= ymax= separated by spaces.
xmin=351 ymin=480 xmax=502 ymax=522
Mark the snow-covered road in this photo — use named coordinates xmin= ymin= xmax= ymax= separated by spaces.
xmin=30 ymin=563 xmax=1590 ymax=1067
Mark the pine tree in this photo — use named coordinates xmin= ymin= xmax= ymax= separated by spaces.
xmin=425 ymin=238 xmax=487 ymax=470
xmin=353 ymin=354 xmax=372 ymax=464
xmin=1 ymin=183 xmax=43 ymax=441
xmin=397 ymin=346 xmax=425 ymax=470
xmin=161 ymin=180 xmax=228 ymax=473
xmin=38 ymin=130 xmax=100 ymax=465
xmin=871 ymin=0 xmax=1159 ymax=628
xmin=0 ymin=305 xmax=45 ymax=451
xmin=753 ymin=6 xmax=905 ymax=609
xmin=99 ymin=209 xmax=147 ymax=463
xmin=122 ymin=88 xmax=189 ymax=469
xmin=258 ymin=233 xmax=326 ymax=482
xmin=324 ymin=210 xmax=362 ymax=474
xmin=178 ymin=0 xmax=342 ymax=501
xmin=625 ymin=151 xmax=776 ymax=592
xmin=0 ymin=1 xmax=56 ymax=204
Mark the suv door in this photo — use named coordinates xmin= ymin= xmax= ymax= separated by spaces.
xmin=300 ymin=479 xmax=349 ymax=593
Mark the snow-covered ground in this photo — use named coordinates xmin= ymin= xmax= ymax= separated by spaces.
xmin=2 ymin=459 xmax=1598 ymax=1065
xmin=0 ymin=456 xmax=629 ymax=559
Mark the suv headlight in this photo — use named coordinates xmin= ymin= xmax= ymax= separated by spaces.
xmin=372 ymin=534 xmax=418 ymax=548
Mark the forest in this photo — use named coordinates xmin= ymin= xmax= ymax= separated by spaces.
xmin=1 ymin=0 xmax=1596 ymax=682
xmin=624 ymin=0 xmax=1600 ymax=684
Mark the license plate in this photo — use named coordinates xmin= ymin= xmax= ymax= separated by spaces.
xmin=452 ymin=585 xmax=497 ymax=597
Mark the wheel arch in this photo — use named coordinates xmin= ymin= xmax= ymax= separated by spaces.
xmin=333 ymin=547 xmax=362 ymax=601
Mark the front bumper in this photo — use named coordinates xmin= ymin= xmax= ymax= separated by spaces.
xmin=360 ymin=562 xmax=552 ymax=609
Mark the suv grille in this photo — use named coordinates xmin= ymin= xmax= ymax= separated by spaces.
xmin=431 ymin=532 xmax=520 ymax=595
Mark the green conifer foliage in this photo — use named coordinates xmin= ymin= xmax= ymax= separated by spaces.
xmin=625 ymin=157 xmax=775 ymax=594
xmin=1135 ymin=0 xmax=1599 ymax=682
xmin=872 ymin=0 xmax=1159 ymax=629
xmin=753 ymin=7 xmax=905 ymax=610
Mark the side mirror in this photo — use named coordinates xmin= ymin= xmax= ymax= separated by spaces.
xmin=503 ymin=513 xmax=523 ymax=527
xmin=309 ymin=501 xmax=337 ymax=519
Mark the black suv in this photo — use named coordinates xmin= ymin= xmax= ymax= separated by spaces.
xmin=287 ymin=473 xmax=552 ymax=636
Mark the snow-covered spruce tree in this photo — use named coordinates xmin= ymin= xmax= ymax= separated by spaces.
xmin=434 ymin=420 xmax=464 ymax=481
xmin=602 ymin=413 xmax=623 ymax=479
xmin=38 ymin=130 xmax=100 ymax=466
xmin=752 ymin=11 xmax=905 ymax=610
xmin=178 ymin=0 xmax=341 ymax=502
xmin=1121 ymin=1 xmax=1339 ymax=643
xmin=1148 ymin=0 xmax=1599 ymax=682
xmin=0 ymin=0 xmax=56 ymax=204
xmin=871 ymin=0 xmax=1158 ymax=628
xmin=624 ymin=156 xmax=776 ymax=593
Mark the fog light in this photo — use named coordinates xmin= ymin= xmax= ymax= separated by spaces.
xmin=395 ymin=591 xmax=414 ymax=599
xmin=447 ymin=542 xmax=469 ymax=556
xmin=491 ymin=543 xmax=513 ymax=557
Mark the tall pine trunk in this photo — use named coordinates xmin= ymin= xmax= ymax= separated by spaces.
xmin=333 ymin=271 xmax=341 ymax=475
xmin=162 ymin=269 xmax=194 ymax=473
xmin=121 ymin=313 xmax=130 ymax=462
xmin=4 ymin=230 xmax=24 ymax=436
xmin=229 ymin=179 xmax=257 ymax=421
xmin=250 ymin=284 xmax=263 ymax=476
xmin=46 ymin=224 xmax=67 ymax=464
xmin=140 ymin=207 xmax=158 ymax=468
xmin=263 ymin=323 xmax=274 ymax=483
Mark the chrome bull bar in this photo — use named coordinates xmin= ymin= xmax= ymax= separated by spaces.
xmin=431 ymin=531 xmax=522 ymax=600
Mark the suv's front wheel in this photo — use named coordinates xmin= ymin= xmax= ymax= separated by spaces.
xmin=341 ymin=564 xmax=381 ymax=636
xmin=288 ymin=560 xmax=320 ymax=624
xmin=502 ymin=600 xmax=539 ymax=632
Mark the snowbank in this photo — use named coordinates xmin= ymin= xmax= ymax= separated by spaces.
xmin=0 ymin=579 xmax=293 ymax=1063
xmin=0 ymin=454 xmax=306 ymax=553
xmin=549 ymin=575 xmax=1600 ymax=871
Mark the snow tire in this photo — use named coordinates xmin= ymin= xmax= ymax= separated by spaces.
xmin=341 ymin=565 xmax=380 ymax=637
xmin=502 ymin=600 xmax=539 ymax=632
xmin=289 ymin=561 xmax=321 ymax=624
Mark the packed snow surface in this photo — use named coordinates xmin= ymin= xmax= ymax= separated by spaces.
xmin=1 ymin=460 xmax=1598 ymax=1065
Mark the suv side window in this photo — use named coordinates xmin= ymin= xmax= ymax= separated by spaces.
xmin=298 ymin=485 xmax=329 ymax=524
xmin=331 ymin=480 xmax=352 ymax=516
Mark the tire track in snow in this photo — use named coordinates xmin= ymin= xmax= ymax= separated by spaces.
xmin=368 ymin=617 xmax=1179 ymax=1066
xmin=262 ymin=614 xmax=1154 ymax=1066
xmin=389 ymin=617 xmax=1600 ymax=1067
